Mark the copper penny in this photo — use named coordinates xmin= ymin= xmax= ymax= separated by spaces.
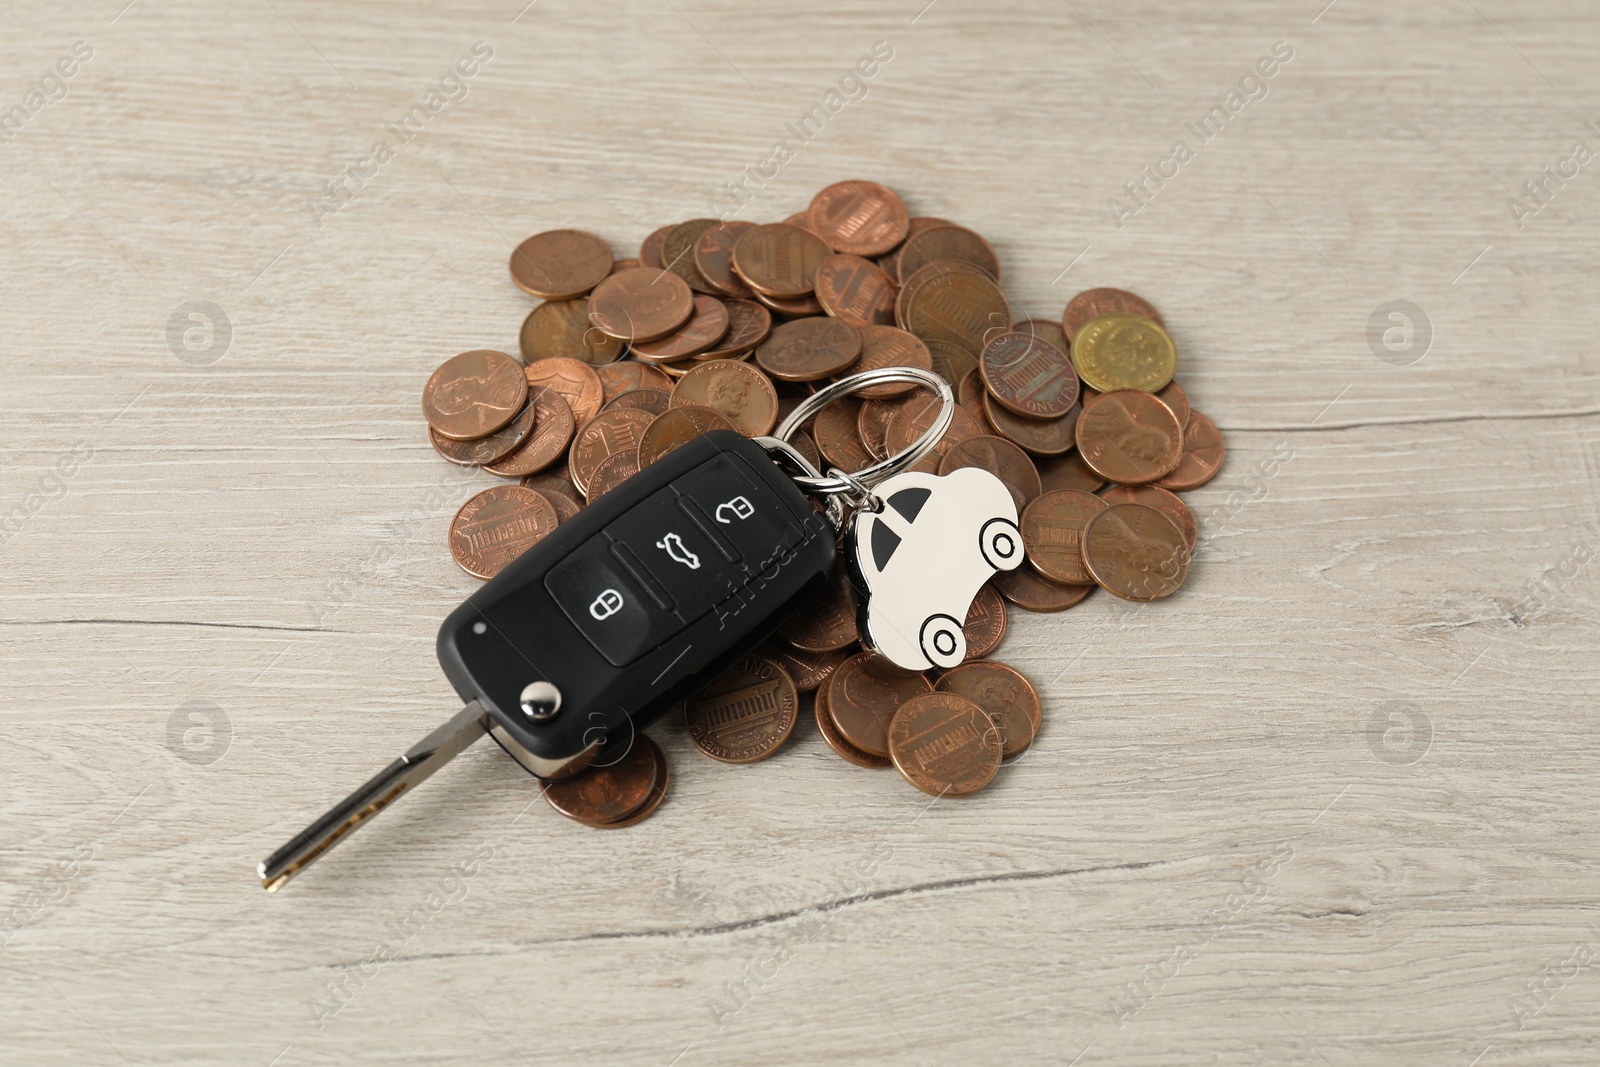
xmin=926 ymin=339 xmax=979 ymax=389
xmin=519 ymin=467 xmax=579 ymax=502
xmin=639 ymin=225 xmax=673 ymax=269
xmin=1155 ymin=379 xmax=1190 ymax=427
xmin=827 ymin=652 xmax=934 ymax=758
xmin=775 ymin=393 xmax=806 ymax=429
xmin=880 ymin=216 xmax=953 ymax=283
xmin=899 ymin=261 xmax=1011 ymax=356
xmin=992 ymin=566 xmax=1095 ymax=613
xmin=730 ymin=223 xmax=833 ymax=299
xmin=1081 ymin=503 xmax=1191 ymax=601
xmin=448 ymin=485 xmax=559 ymax=579
xmin=519 ymin=300 xmax=624 ymax=366
xmin=1100 ymin=483 xmax=1197 ymax=550
xmin=851 ymin=326 xmax=932 ymax=399
xmin=610 ymin=258 xmax=641 ymax=274
xmin=430 ymin=398 xmax=536 ymax=467
xmin=815 ymin=679 xmax=890 ymax=769
xmin=1010 ymin=317 xmax=1071 ymax=353
xmin=540 ymin=485 xmax=582 ymax=523
xmin=980 ymin=330 xmax=1079 ymax=420
xmin=814 ymin=397 xmax=874 ymax=472
xmin=524 ymin=357 xmax=605 ymax=428
xmin=484 ymin=388 xmax=575 ymax=477
xmin=761 ymin=643 xmax=850 ymax=694
xmin=778 ymin=569 xmax=859 ymax=653
xmin=636 ymin=405 xmax=736 ymax=466
xmin=595 ymin=360 xmax=672 ymax=401
xmin=751 ymin=286 xmax=825 ymax=318
xmin=884 ymin=393 xmax=983 ymax=460
xmin=668 ymin=360 xmax=779 ymax=436
xmin=1075 ymin=390 xmax=1184 ymax=485
xmin=961 ymin=583 xmax=1008 ymax=660
xmin=603 ymin=387 xmax=672 ymax=417
xmin=592 ymin=737 xmax=670 ymax=828
xmin=936 ymin=661 xmax=1041 ymax=759
xmin=510 ymin=229 xmax=613 ymax=300
xmin=1157 ymin=409 xmax=1225 ymax=491
xmin=1062 ymin=287 xmax=1164 ymax=342
xmin=814 ymin=254 xmax=897 ymax=328
xmin=693 ymin=221 xmax=756 ymax=299
xmin=699 ymin=299 xmax=772 ymax=360
xmin=1021 ymin=489 xmax=1108 ymax=585
xmin=684 ymin=655 xmax=800 ymax=764
xmin=857 ymin=397 xmax=903 ymax=460
xmin=586 ymin=448 xmax=640 ymax=500
xmin=792 ymin=428 xmax=822 ymax=472
xmin=940 ymin=435 xmax=1041 ymax=510
xmin=569 ymin=408 xmax=655 ymax=495
xmin=1036 ymin=450 xmax=1106 ymax=494
xmin=631 ymin=294 xmax=730 ymax=362
xmin=656 ymin=359 xmax=698 ymax=380
xmin=782 ymin=211 xmax=817 ymax=233
xmin=887 ymin=692 xmax=1001 ymax=797
xmin=956 ymin=368 xmax=988 ymax=422
xmin=808 ymin=180 xmax=910 ymax=257
xmin=1070 ymin=313 xmax=1177 ymax=394
xmin=587 ymin=267 xmax=695 ymax=344
xmin=422 ymin=350 xmax=528 ymax=441
xmin=896 ymin=224 xmax=1001 ymax=283
xmin=661 ymin=219 xmax=722 ymax=295
xmin=541 ymin=734 xmax=659 ymax=825
xmin=755 ymin=317 xmax=862 ymax=382
xmin=982 ymin=391 xmax=1079 ymax=457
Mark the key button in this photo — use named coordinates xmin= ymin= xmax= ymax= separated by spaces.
xmin=546 ymin=538 xmax=683 ymax=667
xmin=673 ymin=455 xmax=801 ymax=566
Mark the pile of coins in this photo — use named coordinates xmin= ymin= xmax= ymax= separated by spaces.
xmin=419 ymin=180 xmax=1224 ymax=819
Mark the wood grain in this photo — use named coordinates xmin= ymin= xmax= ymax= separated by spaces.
xmin=2 ymin=1 xmax=1598 ymax=1063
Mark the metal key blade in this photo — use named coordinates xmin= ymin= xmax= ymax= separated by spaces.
xmin=259 ymin=701 xmax=491 ymax=892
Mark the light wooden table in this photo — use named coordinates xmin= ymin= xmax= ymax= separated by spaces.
xmin=3 ymin=1 xmax=1597 ymax=1064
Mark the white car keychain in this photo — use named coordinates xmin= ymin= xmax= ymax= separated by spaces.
xmin=761 ymin=367 xmax=1025 ymax=672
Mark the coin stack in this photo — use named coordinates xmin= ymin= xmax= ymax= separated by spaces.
xmin=418 ymin=181 xmax=1223 ymax=816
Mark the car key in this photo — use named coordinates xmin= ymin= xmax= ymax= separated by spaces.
xmin=261 ymin=429 xmax=837 ymax=891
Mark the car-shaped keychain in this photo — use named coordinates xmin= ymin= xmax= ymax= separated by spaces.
xmin=851 ymin=467 xmax=1024 ymax=670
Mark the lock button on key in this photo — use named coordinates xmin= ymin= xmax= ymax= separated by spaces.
xmin=546 ymin=536 xmax=683 ymax=666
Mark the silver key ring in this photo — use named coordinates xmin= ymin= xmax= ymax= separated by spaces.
xmin=756 ymin=366 xmax=955 ymax=499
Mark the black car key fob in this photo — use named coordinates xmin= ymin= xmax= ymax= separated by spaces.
xmin=261 ymin=430 xmax=835 ymax=890
xmin=439 ymin=429 xmax=835 ymax=777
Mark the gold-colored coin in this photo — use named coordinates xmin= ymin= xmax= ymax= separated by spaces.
xmin=1070 ymin=313 xmax=1177 ymax=393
